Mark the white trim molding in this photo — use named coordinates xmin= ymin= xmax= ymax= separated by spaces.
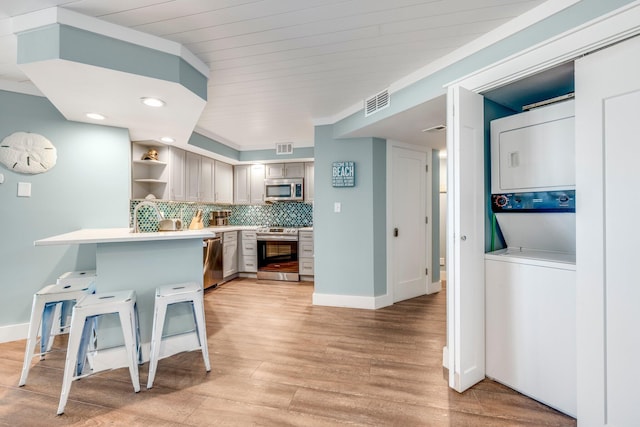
xmin=429 ymin=280 xmax=442 ymax=295
xmin=447 ymin=1 xmax=640 ymax=93
xmin=312 ymin=292 xmax=392 ymax=310
xmin=0 ymin=322 xmax=29 ymax=344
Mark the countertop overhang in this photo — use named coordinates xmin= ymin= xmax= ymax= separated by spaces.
xmin=34 ymin=228 xmax=215 ymax=246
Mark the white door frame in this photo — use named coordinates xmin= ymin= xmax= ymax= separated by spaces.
xmin=443 ymin=0 xmax=640 ymax=406
xmin=386 ymin=140 xmax=432 ymax=305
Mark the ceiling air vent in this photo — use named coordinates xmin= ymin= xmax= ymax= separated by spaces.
xmin=364 ymin=89 xmax=390 ymax=117
xmin=275 ymin=142 xmax=293 ymax=155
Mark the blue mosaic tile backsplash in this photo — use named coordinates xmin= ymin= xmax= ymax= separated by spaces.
xmin=130 ymin=200 xmax=313 ymax=232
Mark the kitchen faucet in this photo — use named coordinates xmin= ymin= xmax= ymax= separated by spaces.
xmin=132 ymin=200 xmax=164 ymax=233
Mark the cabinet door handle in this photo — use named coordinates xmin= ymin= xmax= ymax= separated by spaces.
xmin=394 ymin=228 xmax=399 ymax=237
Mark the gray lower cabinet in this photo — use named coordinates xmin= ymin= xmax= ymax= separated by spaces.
xmin=298 ymin=230 xmax=314 ymax=276
xmin=238 ymin=230 xmax=257 ymax=273
xmin=222 ymin=231 xmax=238 ymax=278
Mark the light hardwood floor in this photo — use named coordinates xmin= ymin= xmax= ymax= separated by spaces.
xmin=0 ymin=278 xmax=576 ymax=426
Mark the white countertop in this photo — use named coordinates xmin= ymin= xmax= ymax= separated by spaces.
xmin=35 ymin=228 xmax=215 ymax=246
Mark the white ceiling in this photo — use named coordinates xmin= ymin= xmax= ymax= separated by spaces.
xmin=0 ymin=0 xmax=547 ymax=152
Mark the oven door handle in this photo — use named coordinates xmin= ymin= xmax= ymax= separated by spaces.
xmin=256 ymin=236 xmax=298 ymax=242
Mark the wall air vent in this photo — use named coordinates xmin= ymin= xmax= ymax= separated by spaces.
xmin=364 ymin=89 xmax=390 ymax=117
xmin=421 ymin=124 xmax=446 ymax=132
xmin=275 ymin=142 xmax=293 ymax=155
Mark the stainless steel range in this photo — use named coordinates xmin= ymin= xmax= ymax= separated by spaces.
xmin=256 ymin=227 xmax=299 ymax=282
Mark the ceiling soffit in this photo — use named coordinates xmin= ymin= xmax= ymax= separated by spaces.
xmin=13 ymin=8 xmax=208 ymax=146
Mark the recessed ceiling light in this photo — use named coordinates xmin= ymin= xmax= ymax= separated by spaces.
xmin=160 ymin=136 xmax=175 ymax=143
xmin=86 ymin=112 xmax=106 ymax=120
xmin=141 ymin=97 xmax=165 ymax=107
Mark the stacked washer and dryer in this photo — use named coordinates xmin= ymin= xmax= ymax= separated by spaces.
xmin=485 ymin=99 xmax=576 ymax=417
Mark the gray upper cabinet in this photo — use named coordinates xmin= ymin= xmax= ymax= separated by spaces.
xmin=265 ymin=162 xmax=304 ymax=178
xmin=234 ymin=163 xmax=266 ymax=205
xmin=250 ymin=164 xmax=265 ymax=204
xmin=200 ymin=157 xmax=215 ymax=202
xmin=304 ymin=162 xmax=314 ymax=203
xmin=171 ymin=149 xmax=232 ymax=203
xmin=185 ymin=152 xmax=201 ymax=202
xmin=169 ymin=147 xmax=186 ymax=201
xmin=215 ymin=160 xmax=233 ymax=204
xmin=185 ymin=153 xmax=216 ymax=203
xmin=233 ymin=164 xmax=251 ymax=205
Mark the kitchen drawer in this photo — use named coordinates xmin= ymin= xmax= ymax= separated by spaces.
xmin=239 ymin=256 xmax=257 ymax=273
xmin=223 ymin=231 xmax=237 ymax=242
xmin=299 ymin=242 xmax=314 ymax=258
xmin=298 ymin=231 xmax=313 ymax=242
xmin=241 ymin=230 xmax=257 ymax=240
xmin=299 ymin=257 xmax=314 ymax=275
xmin=240 ymin=240 xmax=256 ymax=256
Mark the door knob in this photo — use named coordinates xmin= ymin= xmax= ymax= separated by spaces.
xmin=460 ymin=235 xmax=467 ymax=241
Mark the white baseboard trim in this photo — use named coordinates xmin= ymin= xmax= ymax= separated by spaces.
xmin=428 ymin=280 xmax=442 ymax=294
xmin=442 ymin=346 xmax=449 ymax=369
xmin=0 ymin=322 xmax=29 ymax=344
xmin=312 ymin=292 xmax=392 ymax=310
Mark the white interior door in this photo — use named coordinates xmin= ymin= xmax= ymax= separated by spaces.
xmin=446 ymin=85 xmax=485 ymax=392
xmin=391 ymin=144 xmax=428 ymax=303
xmin=576 ymin=35 xmax=640 ymax=426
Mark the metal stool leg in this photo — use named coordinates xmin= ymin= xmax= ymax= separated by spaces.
xmin=118 ymin=304 xmax=141 ymax=393
xmin=57 ymin=308 xmax=85 ymax=415
xmin=191 ymin=295 xmax=211 ymax=372
xmin=146 ymin=298 xmax=168 ymax=389
xmin=19 ymin=294 xmax=46 ymax=386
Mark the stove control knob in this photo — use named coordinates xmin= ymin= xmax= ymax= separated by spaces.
xmin=495 ymin=195 xmax=509 ymax=207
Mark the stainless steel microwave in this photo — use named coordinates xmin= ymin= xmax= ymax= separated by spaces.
xmin=264 ymin=178 xmax=304 ymax=202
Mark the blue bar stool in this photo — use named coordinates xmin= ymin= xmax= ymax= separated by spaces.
xmin=57 ymin=290 xmax=141 ymax=415
xmin=146 ymin=282 xmax=211 ymax=389
xmin=19 ymin=270 xmax=96 ymax=387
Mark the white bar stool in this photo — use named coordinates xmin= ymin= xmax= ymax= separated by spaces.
xmin=19 ymin=270 xmax=97 ymax=387
xmin=146 ymin=282 xmax=211 ymax=389
xmin=57 ymin=290 xmax=141 ymax=415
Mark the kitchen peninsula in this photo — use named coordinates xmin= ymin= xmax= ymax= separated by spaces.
xmin=35 ymin=228 xmax=214 ymax=365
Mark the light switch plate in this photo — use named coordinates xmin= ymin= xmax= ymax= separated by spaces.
xmin=17 ymin=182 xmax=31 ymax=197
xmin=0 ymin=173 xmax=4 ymax=184
xmin=334 ymin=202 xmax=341 ymax=213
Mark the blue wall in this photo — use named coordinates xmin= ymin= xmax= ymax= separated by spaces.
xmin=313 ymin=125 xmax=386 ymax=297
xmin=188 ymin=131 xmax=314 ymax=163
xmin=0 ymin=90 xmax=130 ymax=328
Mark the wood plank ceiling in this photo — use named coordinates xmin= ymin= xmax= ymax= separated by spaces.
xmin=0 ymin=0 xmax=545 ymax=150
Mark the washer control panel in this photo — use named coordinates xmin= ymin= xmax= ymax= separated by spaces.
xmin=491 ymin=190 xmax=575 ymax=212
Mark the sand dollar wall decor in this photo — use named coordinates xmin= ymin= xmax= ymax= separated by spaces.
xmin=0 ymin=132 xmax=57 ymax=174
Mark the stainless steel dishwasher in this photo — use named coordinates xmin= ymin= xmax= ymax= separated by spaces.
xmin=203 ymin=237 xmax=222 ymax=289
